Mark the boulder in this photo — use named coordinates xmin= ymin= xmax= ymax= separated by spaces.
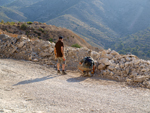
xmin=101 ymin=50 xmax=107 ymax=58
xmin=11 ymin=47 xmax=18 ymax=54
xmin=110 ymin=50 xmax=119 ymax=56
xmin=39 ymin=52 xmax=51 ymax=57
xmin=17 ymin=41 xmax=25 ymax=48
xmin=126 ymin=78 xmax=133 ymax=84
xmin=105 ymin=54 xmax=113 ymax=60
xmin=91 ymin=51 xmax=99 ymax=60
xmin=33 ymin=59 xmax=38 ymax=62
xmin=110 ymin=71 xmax=114 ymax=76
xmin=107 ymin=66 xmax=115 ymax=71
xmin=106 ymin=48 xmax=111 ymax=54
xmin=134 ymin=76 xmax=150 ymax=83
xmin=146 ymin=81 xmax=150 ymax=89
xmin=129 ymin=72 xmax=137 ymax=78
xmin=98 ymin=63 xmax=106 ymax=70
xmin=100 ymin=58 xmax=110 ymax=65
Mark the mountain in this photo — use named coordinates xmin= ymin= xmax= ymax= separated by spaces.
xmin=6 ymin=0 xmax=42 ymax=9
xmin=10 ymin=0 xmax=149 ymax=48
xmin=0 ymin=7 xmax=26 ymax=22
xmin=0 ymin=0 xmax=15 ymax=6
xmin=1 ymin=0 xmax=150 ymax=58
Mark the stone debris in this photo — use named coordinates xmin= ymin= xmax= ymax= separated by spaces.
xmin=0 ymin=34 xmax=150 ymax=89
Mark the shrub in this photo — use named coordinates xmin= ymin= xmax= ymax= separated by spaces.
xmin=49 ymin=38 xmax=53 ymax=43
xmin=10 ymin=22 xmax=15 ymax=25
xmin=38 ymin=28 xmax=44 ymax=33
xmin=27 ymin=21 xmax=33 ymax=25
xmin=1 ymin=19 xmax=4 ymax=23
xmin=71 ymin=44 xmax=81 ymax=48
xmin=34 ymin=31 xmax=41 ymax=36
xmin=20 ymin=23 xmax=27 ymax=30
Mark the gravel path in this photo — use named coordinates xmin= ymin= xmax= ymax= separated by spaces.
xmin=0 ymin=59 xmax=150 ymax=113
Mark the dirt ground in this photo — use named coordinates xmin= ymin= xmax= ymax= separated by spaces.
xmin=0 ymin=59 xmax=150 ymax=113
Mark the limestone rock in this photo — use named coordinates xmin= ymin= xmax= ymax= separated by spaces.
xmin=39 ymin=52 xmax=51 ymax=57
xmin=33 ymin=59 xmax=38 ymax=62
xmin=107 ymin=66 xmax=115 ymax=71
xmin=17 ymin=41 xmax=25 ymax=48
xmin=110 ymin=71 xmax=114 ymax=76
xmin=126 ymin=78 xmax=132 ymax=84
xmin=91 ymin=51 xmax=99 ymax=60
xmin=11 ymin=47 xmax=18 ymax=54
xmin=134 ymin=76 xmax=150 ymax=83
xmin=100 ymin=58 xmax=110 ymax=65
xmin=98 ymin=63 xmax=105 ymax=70
xmin=101 ymin=50 xmax=107 ymax=58
xmin=110 ymin=50 xmax=119 ymax=56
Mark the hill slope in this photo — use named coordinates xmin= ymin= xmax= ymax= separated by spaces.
xmin=0 ymin=7 xmax=26 ymax=22
xmin=0 ymin=22 xmax=101 ymax=50
xmin=0 ymin=0 xmax=15 ymax=6
xmin=1 ymin=0 xmax=150 ymax=56
xmin=112 ymin=27 xmax=150 ymax=59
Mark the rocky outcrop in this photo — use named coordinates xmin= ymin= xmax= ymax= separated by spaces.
xmin=0 ymin=34 xmax=150 ymax=89
xmin=97 ymin=49 xmax=150 ymax=88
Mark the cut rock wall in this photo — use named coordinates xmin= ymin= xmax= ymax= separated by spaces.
xmin=0 ymin=34 xmax=150 ymax=89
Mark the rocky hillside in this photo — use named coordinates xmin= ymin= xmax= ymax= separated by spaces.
xmin=0 ymin=33 xmax=150 ymax=89
xmin=2 ymin=0 xmax=150 ymax=49
xmin=0 ymin=22 xmax=101 ymax=51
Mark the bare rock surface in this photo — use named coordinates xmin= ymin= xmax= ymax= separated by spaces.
xmin=0 ymin=59 xmax=150 ymax=113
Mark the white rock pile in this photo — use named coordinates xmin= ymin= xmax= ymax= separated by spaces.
xmin=0 ymin=34 xmax=150 ymax=89
xmin=97 ymin=49 xmax=150 ymax=88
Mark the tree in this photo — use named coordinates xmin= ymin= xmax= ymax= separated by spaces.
xmin=20 ymin=23 xmax=27 ymax=30
xmin=1 ymin=19 xmax=4 ymax=23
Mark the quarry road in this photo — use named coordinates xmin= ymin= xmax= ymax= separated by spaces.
xmin=0 ymin=59 xmax=150 ymax=113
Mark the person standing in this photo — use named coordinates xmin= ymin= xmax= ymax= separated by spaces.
xmin=54 ymin=36 xmax=67 ymax=75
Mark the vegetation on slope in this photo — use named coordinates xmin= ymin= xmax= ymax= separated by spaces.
xmin=112 ymin=27 xmax=150 ymax=59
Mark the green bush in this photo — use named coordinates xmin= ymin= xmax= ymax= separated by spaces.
xmin=71 ymin=44 xmax=81 ymax=48
xmin=20 ymin=23 xmax=27 ymax=30
xmin=27 ymin=21 xmax=33 ymax=25
xmin=10 ymin=22 xmax=15 ymax=25
xmin=38 ymin=28 xmax=44 ymax=33
xmin=49 ymin=38 xmax=53 ymax=43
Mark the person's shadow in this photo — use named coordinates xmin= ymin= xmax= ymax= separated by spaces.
xmin=13 ymin=75 xmax=58 ymax=86
xmin=67 ymin=75 xmax=88 ymax=83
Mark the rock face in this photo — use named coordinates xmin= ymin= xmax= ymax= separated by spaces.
xmin=0 ymin=34 xmax=150 ymax=89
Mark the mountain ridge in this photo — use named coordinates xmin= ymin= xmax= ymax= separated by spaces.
xmin=1 ymin=0 xmax=150 ymax=58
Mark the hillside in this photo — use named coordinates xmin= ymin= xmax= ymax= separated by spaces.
xmin=18 ymin=0 xmax=118 ymax=48
xmin=1 ymin=0 xmax=150 ymax=58
xmin=0 ymin=7 xmax=26 ymax=22
xmin=0 ymin=0 xmax=15 ymax=6
xmin=6 ymin=0 xmax=42 ymax=9
xmin=0 ymin=21 xmax=101 ymax=50
xmin=112 ymin=27 xmax=150 ymax=59
xmin=3 ymin=0 xmax=150 ymax=49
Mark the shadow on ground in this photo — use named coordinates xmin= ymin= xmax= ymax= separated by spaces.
xmin=13 ymin=75 xmax=59 ymax=86
xmin=67 ymin=75 xmax=88 ymax=82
